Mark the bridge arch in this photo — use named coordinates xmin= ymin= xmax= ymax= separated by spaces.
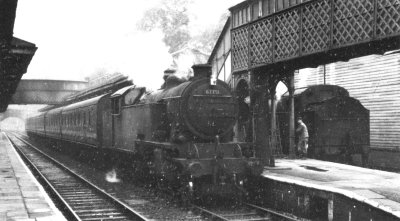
xmin=0 ymin=117 xmax=25 ymax=131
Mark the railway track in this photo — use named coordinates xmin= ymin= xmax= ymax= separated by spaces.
xmin=7 ymin=133 xmax=149 ymax=221
xmin=191 ymin=202 xmax=306 ymax=221
xmin=9 ymin=132 xmax=308 ymax=220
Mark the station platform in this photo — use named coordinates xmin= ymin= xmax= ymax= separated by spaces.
xmin=0 ymin=132 xmax=66 ymax=221
xmin=263 ymin=158 xmax=400 ymax=220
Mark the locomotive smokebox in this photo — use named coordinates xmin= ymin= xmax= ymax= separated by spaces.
xmin=192 ymin=64 xmax=212 ymax=79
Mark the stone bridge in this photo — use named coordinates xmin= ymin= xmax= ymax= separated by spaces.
xmin=10 ymin=79 xmax=88 ymax=105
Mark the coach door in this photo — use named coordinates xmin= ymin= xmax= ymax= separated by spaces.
xmin=111 ymin=96 xmax=122 ymax=147
xmin=99 ymin=97 xmax=112 ymax=148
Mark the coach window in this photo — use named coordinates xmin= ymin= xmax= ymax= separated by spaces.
xmin=244 ymin=9 xmax=248 ymax=24
xmin=86 ymin=111 xmax=89 ymax=127
xmin=111 ymin=97 xmax=122 ymax=115
xmin=88 ymin=110 xmax=92 ymax=131
xmin=277 ymin=0 xmax=284 ymax=11
xmin=263 ymin=0 xmax=275 ymax=16
xmin=87 ymin=111 xmax=90 ymax=127
xmin=235 ymin=11 xmax=239 ymax=27
xmin=124 ymin=88 xmax=145 ymax=105
xmin=239 ymin=10 xmax=243 ymax=26
xmin=247 ymin=6 xmax=251 ymax=22
xmin=89 ymin=110 xmax=92 ymax=125
xmin=252 ymin=2 xmax=259 ymax=20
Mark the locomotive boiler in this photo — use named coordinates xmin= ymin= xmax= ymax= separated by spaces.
xmin=26 ymin=64 xmax=264 ymax=199
xmin=277 ymin=85 xmax=370 ymax=166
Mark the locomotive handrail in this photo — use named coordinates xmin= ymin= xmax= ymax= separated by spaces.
xmin=192 ymin=95 xmax=233 ymax=98
xmin=161 ymin=96 xmax=181 ymax=100
xmin=192 ymin=143 xmax=200 ymax=159
xmin=235 ymin=144 xmax=243 ymax=158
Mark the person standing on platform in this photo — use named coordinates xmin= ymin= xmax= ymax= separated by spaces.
xmin=296 ymin=117 xmax=309 ymax=158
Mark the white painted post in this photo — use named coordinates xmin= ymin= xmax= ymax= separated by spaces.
xmin=328 ymin=199 xmax=334 ymax=221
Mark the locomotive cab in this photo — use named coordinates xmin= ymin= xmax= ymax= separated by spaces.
xmin=110 ymin=86 xmax=146 ymax=115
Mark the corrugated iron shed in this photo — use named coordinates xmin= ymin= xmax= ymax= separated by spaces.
xmin=296 ymin=53 xmax=400 ymax=151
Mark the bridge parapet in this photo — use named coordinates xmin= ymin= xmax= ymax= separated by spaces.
xmin=231 ymin=0 xmax=400 ymax=73
xmin=11 ymin=79 xmax=88 ymax=105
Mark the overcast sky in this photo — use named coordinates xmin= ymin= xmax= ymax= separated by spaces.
xmin=14 ymin=0 xmax=242 ymax=90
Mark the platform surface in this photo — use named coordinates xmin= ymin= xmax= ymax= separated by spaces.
xmin=263 ymin=158 xmax=400 ymax=218
xmin=0 ymin=132 xmax=66 ymax=221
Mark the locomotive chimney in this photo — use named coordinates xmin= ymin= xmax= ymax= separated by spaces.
xmin=192 ymin=64 xmax=212 ymax=79
xmin=163 ymin=68 xmax=176 ymax=80
xmin=161 ymin=68 xmax=177 ymax=89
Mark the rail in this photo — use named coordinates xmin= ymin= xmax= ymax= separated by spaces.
xmin=190 ymin=202 xmax=308 ymax=221
xmin=7 ymin=133 xmax=149 ymax=221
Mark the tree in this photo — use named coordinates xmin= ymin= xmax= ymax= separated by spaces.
xmin=137 ymin=0 xmax=192 ymax=53
xmin=137 ymin=0 xmax=229 ymax=77
xmin=190 ymin=12 xmax=229 ymax=55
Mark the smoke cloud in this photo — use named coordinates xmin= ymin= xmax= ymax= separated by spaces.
xmin=93 ymin=30 xmax=173 ymax=90
xmin=14 ymin=0 xmax=243 ymax=90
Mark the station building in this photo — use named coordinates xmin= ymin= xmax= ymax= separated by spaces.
xmin=208 ymin=0 xmax=400 ymax=170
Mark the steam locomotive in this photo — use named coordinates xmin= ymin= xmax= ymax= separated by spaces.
xmin=277 ymin=85 xmax=370 ymax=166
xmin=26 ymin=64 xmax=264 ymax=199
